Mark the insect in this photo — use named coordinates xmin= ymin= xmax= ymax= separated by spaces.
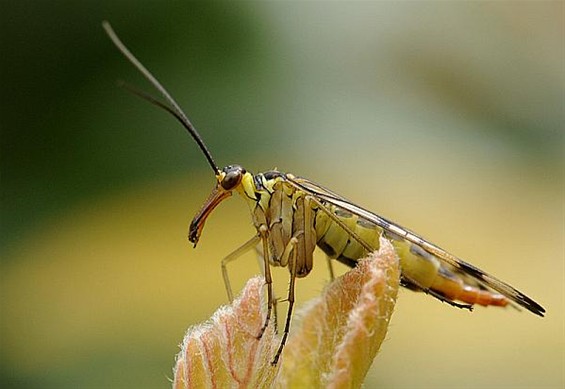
xmin=103 ymin=22 xmax=545 ymax=365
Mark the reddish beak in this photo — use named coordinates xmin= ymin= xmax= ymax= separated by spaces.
xmin=189 ymin=183 xmax=232 ymax=246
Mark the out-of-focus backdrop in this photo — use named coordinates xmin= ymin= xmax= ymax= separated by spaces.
xmin=1 ymin=2 xmax=563 ymax=388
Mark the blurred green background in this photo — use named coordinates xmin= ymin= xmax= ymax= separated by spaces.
xmin=1 ymin=2 xmax=563 ymax=388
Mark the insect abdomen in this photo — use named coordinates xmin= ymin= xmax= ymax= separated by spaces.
xmin=315 ymin=204 xmax=380 ymax=266
xmin=395 ymin=242 xmax=509 ymax=307
xmin=315 ymin=204 xmax=510 ymax=307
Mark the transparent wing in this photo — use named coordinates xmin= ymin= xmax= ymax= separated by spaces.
xmin=284 ymin=174 xmax=545 ymax=317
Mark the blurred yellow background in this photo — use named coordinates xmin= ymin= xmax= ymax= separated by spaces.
xmin=1 ymin=2 xmax=563 ymax=388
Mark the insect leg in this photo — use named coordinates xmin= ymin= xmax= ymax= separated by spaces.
xmin=221 ymin=234 xmax=261 ymax=302
xmin=326 ymin=256 xmax=336 ymax=281
xmin=426 ymin=290 xmax=474 ymax=310
xmin=271 ymin=297 xmax=280 ymax=334
xmin=401 ymin=277 xmax=473 ymax=311
xmin=257 ymin=225 xmax=274 ymax=340
xmin=222 ymin=233 xmax=282 ymax=334
xmin=271 ymin=236 xmax=299 ymax=365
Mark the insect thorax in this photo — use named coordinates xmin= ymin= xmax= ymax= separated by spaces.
xmin=239 ymin=171 xmax=385 ymax=276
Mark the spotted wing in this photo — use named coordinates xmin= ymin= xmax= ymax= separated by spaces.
xmin=284 ymin=174 xmax=545 ymax=317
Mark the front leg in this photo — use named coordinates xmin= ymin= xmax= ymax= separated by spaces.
xmin=221 ymin=234 xmax=261 ymax=302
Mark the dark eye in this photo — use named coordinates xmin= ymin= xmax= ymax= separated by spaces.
xmin=221 ymin=169 xmax=242 ymax=190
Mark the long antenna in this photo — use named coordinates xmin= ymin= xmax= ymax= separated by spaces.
xmin=102 ymin=21 xmax=220 ymax=175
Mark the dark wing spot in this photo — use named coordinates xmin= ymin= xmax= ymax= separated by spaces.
xmin=356 ymin=218 xmax=376 ymax=229
xmin=383 ymin=230 xmax=403 ymax=241
xmin=457 ymin=261 xmax=546 ymax=317
xmin=334 ymin=209 xmax=353 ymax=218
xmin=410 ymin=244 xmax=434 ymax=259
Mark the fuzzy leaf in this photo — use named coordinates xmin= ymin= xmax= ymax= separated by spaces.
xmin=277 ymin=237 xmax=400 ymax=388
xmin=173 ymin=237 xmax=400 ymax=388
xmin=172 ymin=277 xmax=280 ymax=388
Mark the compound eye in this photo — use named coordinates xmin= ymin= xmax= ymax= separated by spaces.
xmin=221 ymin=169 xmax=242 ymax=190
